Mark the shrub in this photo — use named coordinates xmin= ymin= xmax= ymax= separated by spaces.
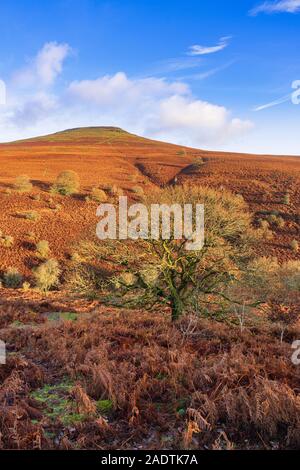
xmin=192 ymin=156 xmax=204 ymax=168
xmin=106 ymin=184 xmax=122 ymax=196
xmin=290 ymin=239 xmax=299 ymax=253
xmin=274 ymin=216 xmax=285 ymax=228
xmin=116 ymin=272 xmax=138 ymax=287
xmin=34 ymin=259 xmax=60 ymax=292
xmin=17 ymin=211 xmax=41 ymax=222
xmin=51 ymin=170 xmax=80 ymax=196
xmin=267 ymin=214 xmax=285 ymax=228
xmin=282 ymin=191 xmax=290 ymax=205
xmin=36 ymin=240 xmax=50 ymax=259
xmin=259 ymin=219 xmax=269 ymax=230
xmin=22 ymin=281 xmax=31 ymax=292
xmin=26 ymin=232 xmax=36 ymax=241
xmin=1 ymin=235 xmax=14 ymax=248
xmin=65 ymin=262 xmax=102 ymax=296
xmin=14 ymin=175 xmax=32 ymax=193
xmin=90 ymin=188 xmax=108 ymax=203
xmin=257 ymin=219 xmax=273 ymax=240
xmin=3 ymin=268 xmax=23 ymax=288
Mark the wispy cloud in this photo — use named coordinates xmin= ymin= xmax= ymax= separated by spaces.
xmin=253 ymin=93 xmax=291 ymax=111
xmin=181 ymin=60 xmax=237 ymax=81
xmin=250 ymin=0 xmax=300 ymax=15
xmin=188 ymin=36 xmax=231 ymax=56
xmin=147 ymin=56 xmax=203 ymax=75
xmin=13 ymin=42 xmax=72 ymax=87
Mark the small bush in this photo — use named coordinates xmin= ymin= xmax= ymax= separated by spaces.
xmin=36 ymin=240 xmax=50 ymax=259
xmin=115 ymin=272 xmax=138 ymax=288
xmin=101 ymin=184 xmax=124 ymax=196
xmin=14 ymin=175 xmax=33 ymax=193
xmin=267 ymin=214 xmax=284 ymax=228
xmin=192 ymin=156 xmax=204 ymax=168
xmin=258 ymin=219 xmax=269 ymax=230
xmin=22 ymin=281 xmax=31 ymax=292
xmin=290 ymin=239 xmax=299 ymax=253
xmin=1 ymin=235 xmax=14 ymax=248
xmin=257 ymin=219 xmax=273 ymax=240
xmin=51 ymin=170 xmax=80 ymax=196
xmin=272 ymin=216 xmax=285 ymax=229
xmin=282 ymin=191 xmax=290 ymax=205
xmin=3 ymin=268 xmax=23 ymax=288
xmin=17 ymin=211 xmax=41 ymax=222
xmin=26 ymin=232 xmax=36 ymax=241
xmin=90 ymin=188 xmax=108 ymax=203
xmin=34 ymin=259 xmax=60 ymax=292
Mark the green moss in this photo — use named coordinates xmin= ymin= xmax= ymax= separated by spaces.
xmin=176 ymin=398 xmax=189 ymax=416
xmin=60 ymin=312 xmax=78 ymax=321
xmin=30 ymin=379 xmax=84 ymax=424
xmin=47 ymin=311 xmax=78 ymax=322
xmin=96 ymin=399 xmax=114 ymax=414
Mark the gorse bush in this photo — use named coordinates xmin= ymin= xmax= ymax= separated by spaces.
xmin=274 ymin=216 xmax=285 ymax=228
xmin=22 ymin=281 xmax=31 ymax=292
xmin=17 ymin=211 xmax=41 ymax=222
xmin=34 ymin=259 xmax=60 ymax=292
xmin=51 ymin=170 xmax=80 ymax=196
xmin=14 ymin=174 xmax=33 ymax=193
xmin=282 ymin=191 xmax=290 ymax=205
xmin=36 ymin=240 xmax=50 ymax=259
xmin=1 ymin=235 xmax=14 ymax=248
xmin=105 ymin=184 xmax=123 ymax=196
xmin=192 ymin=156 xmax=204 ymax=169
xmin=290 ymin=239 xmax=299 ymax=253
xmin=3 ymin=267 xmax=23 ymax=288
xmin=90 ymin=188 xmax=108 ymax=203
xmin=257 ymin=219 xmax=273 ymax=240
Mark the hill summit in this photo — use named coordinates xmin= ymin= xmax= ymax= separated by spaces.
xmin=15 ymin=126 xmax=131 ymax=143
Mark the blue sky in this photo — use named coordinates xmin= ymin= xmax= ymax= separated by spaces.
xmin=0 ymin=0 xmax=300 ymax=154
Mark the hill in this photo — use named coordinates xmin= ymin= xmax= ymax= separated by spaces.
xmin=0 ymin=126 xmax=299 ymax=274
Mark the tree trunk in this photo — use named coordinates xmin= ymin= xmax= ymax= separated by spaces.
xmin=170 ymin=297 xmax=184 ymax=322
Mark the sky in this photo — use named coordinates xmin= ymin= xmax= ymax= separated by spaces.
xmin=0 ymin=0 xmax=300 ymax=154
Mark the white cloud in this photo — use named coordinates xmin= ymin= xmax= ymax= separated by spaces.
xmin=150 ymin=95 xmax=253 ymax=145
xmin=68 ymin=72 xmax=188 ymax=106
xmin=12 ymin=92 xmax=58 ymax=126
xmin=188 ymin=37 xmax=231 ymax=56
xmin=250 ymin=0 xmax=300 ymax=15
xmin=14 ymin=42 xmax=71 ymax=87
